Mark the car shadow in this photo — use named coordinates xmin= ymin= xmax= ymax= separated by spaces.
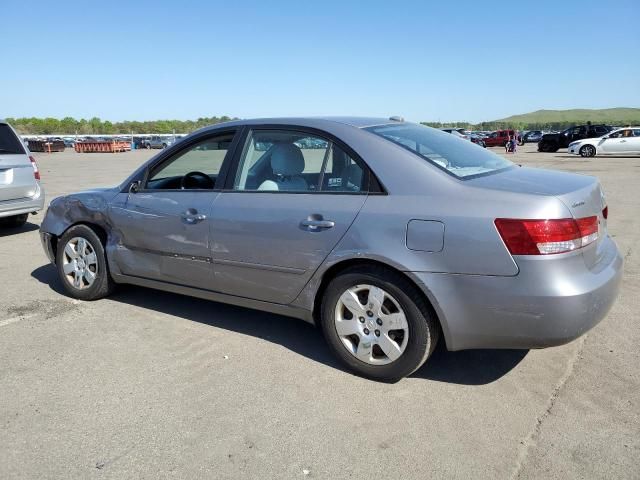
xmin=0 ymin=221 xmax=39 ymax=237
xmin=410 ymin=343 xmax=528 ymax=385
xmin=31 ymin=263 xmax=528 ymax=385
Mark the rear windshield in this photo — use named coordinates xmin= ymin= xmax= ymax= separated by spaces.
xmin=365 ymin=123 xmax=514 ymax=179
xmin=0 ymin=124 xmax=26 ymax=154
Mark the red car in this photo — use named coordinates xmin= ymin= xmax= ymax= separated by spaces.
xmin=484 ymin=129 xmax=521 ymax=147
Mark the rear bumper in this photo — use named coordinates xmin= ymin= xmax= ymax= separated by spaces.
xmin=413 ymin=236 xmax=623 ymax=351
xmin=0 ymin=184 xmax=45 ymax=218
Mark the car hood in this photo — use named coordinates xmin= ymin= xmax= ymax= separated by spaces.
xmin=570 ymin=136 xmax=602 ymax=145
xmin=62 ymin=186 xmax=120 ymax=202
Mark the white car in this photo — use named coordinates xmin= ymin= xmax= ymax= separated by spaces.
xmin=568 ymin=127 xmax=640 ymax=157
xmin=0 ymin=120 xmax=45 ymax=227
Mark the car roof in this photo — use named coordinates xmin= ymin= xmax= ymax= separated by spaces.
xmin=200 ymin=116 xmax=399 ymax=132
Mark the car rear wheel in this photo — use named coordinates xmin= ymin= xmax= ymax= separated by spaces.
xmin=56 ymin=224 xmax=114 ymax=300
xmin=580 ymin=145 xmax=596 ymax=157
xmin=320 ymin=266 xmax=439 ymax=382
xmin=1 ymin=213 xmax=28 ymax=228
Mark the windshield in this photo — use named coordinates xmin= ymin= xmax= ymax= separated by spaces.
xmin=364 ymin=123 xmax=514 ymax=179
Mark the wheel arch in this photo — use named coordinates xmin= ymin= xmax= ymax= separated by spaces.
xmin=311 ymin=258 xmax=451 ymax=349
xmin=52 ymin=221 xmax=109 ymax=260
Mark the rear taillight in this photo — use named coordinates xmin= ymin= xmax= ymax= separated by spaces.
xmin=495 ymin=217 xmax=598 ymax=255
xmin=29 ymin=155 xmax=40 ymax=180
xmin=602 ymin=206 xmax=608 ymax=219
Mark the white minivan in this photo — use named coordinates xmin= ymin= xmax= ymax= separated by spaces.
xmin=0 ymin=120 xmax=45 ymax=227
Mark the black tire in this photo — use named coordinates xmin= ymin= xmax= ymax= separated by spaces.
xmin=1 ymin=213 xmax=28 ymax=227
xmin=580 ymin=144 xmax=596 ymax=158
xmin=146 ymin=143 xmax=151 ymax=149
xmin=162 ymin=143 xmax=167 ymax=149
xmin=56 ymin=224 xmax=115 ymax=301
xmin=320 ymin=266 xmax=440 ymax=382
xmin=538 ymin=142 xmax=556 ymax=152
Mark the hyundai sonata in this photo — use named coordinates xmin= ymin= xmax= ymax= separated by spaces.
xmin=39 ymin=117 xmax=623 ymax=381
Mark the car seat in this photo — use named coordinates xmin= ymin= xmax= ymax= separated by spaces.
xmin=258 ymin=144 xmax=308 ymax=191
xmin=341 ymin=163 xmax=363 ymax=191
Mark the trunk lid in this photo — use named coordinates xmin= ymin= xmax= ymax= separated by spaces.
xmin=469 ymin=167 xmax=607 ymax=268
xmin=0 ymin=153 xmax=38 ymax=201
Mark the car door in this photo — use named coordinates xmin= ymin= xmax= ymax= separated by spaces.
xmin=109 ymin=130 xmax=238 ymax=289
xmin=630 ymin=130 xmax=640 ymax=153
xmin=208 ymin=127 xmax=372 ymax=304
xmin=600 ymin=130 xmax=632 ymax=153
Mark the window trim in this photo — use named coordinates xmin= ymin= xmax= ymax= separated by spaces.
xmin=136 ymin=128 xmax=241 ymax=193
xmin=222 ymin=125 xmax=385 ymax=195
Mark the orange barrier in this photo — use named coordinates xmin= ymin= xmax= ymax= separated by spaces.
xmin=74 ymin=141 xmax=131 ymax=153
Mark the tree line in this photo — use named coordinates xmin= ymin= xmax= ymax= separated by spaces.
xmin=6 ymin=116 xmax=236 ymax=135
xmin=6 ymin=116 xmax=633 ymax=136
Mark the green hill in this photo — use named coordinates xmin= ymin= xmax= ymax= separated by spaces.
xmin=494 ymin=108 xmax=640 ymax=126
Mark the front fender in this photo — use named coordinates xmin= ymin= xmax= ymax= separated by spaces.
xmin=39 ymin=188 xmax=118 ymax=236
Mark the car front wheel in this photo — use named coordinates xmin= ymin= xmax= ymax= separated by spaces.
xmin=320 ymin=266 xmax=439 ymax=382
xmin=56 ymin=224 xmax=114 ymax=300
xmin=580 ymin=145 xmax=596 ymax=157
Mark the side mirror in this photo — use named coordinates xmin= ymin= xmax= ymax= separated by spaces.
xmin=129 ymin=181 xmax=141 ymax=194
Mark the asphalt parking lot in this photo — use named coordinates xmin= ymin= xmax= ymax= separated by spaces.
xmin=1 ymin=143 xmax=638 ymax=479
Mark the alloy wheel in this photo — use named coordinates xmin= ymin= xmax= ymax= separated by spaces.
xmin=61 ymin=237 xmax=98 ymax=290
xmin=581 ymin=145 xmax=595 ymax=157
xmin=334 ymin=284 xmax=409 ymax=365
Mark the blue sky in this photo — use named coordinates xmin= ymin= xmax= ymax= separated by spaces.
xmin=2 ymin=0 xmax=638 ymax=123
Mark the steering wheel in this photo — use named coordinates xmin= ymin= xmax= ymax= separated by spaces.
xmin=180 ymin=171 xmax=214 ymax=190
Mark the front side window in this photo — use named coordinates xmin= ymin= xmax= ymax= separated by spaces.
xmin=233 ymin=129 xmax=367 ymax=193
xmin=146 ymin=133 xmax=234 ymax=190
xmin=365 ymin=123 xmax=513 ymax=179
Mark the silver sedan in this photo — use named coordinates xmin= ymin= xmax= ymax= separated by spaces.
xmin=39 ymin=117 xmax=623 ymax=381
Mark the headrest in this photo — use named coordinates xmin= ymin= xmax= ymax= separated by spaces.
xmin=271 ymin=144 xmax=305 ymax=176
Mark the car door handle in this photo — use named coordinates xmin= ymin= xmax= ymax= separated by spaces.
xmin=300 ymin=216 xmax=335 ymax=231
xmin=620 ymin=139 xmax=627 ymax=143
xmin=181 ymin=208 xmax=207 ymax=224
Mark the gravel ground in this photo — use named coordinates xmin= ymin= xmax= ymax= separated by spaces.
xmin=0 ymin=143 xmax=638 ymax=479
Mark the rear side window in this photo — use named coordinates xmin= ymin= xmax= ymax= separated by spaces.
xmin=233 ymin=129 xmax=369 ymax=193
xmin=0 ymin=124 xmax=26 ymax=154
xmin=365 ymin=123 xmax=513 ymax=179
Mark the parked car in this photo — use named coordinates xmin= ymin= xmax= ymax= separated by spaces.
xmin=39 ymin=117 xmax=622 ymax=381
xmin=144 ymin=136 xmax=170 ymax=149
xmin=484 ymin=129 xmax=521 ymax=147
xmin=568 ymin=127 xmax=640 ymax=157
xmin=468 ymin=134 xmax=486 ymax=148
xmin=523 ymin=130 xmax=544 ymax=143
xmin=538 ymin=124 xmax=613 ymax=152
xmin=441 ymin=128 xmax=485 ymax=147
xmin=0 ymin=120 xmax=45 ymax=227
